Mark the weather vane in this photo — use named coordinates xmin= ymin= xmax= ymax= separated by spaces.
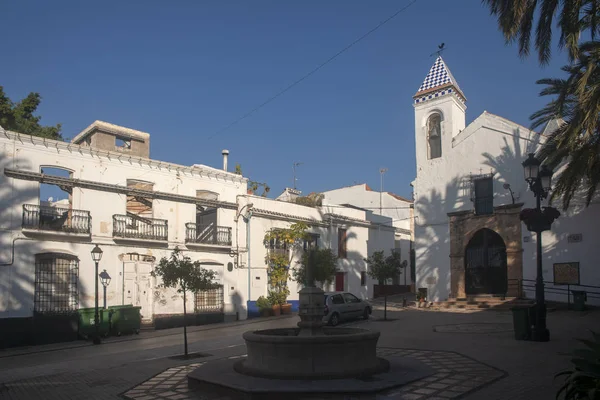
xmin=430 ymin=43 xmax=446 ymax=57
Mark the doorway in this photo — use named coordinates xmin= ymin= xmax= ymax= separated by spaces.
xmin=123 ymin=261 xmax=153 ymax=321
xmin=464 ymin=229 xmax=508 ymax=295
xmin=335 ymin=272 xmax=345 ymax=292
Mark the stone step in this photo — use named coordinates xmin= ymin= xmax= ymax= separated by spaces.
xmin=433 ymin=298 xmax=534 ymax=311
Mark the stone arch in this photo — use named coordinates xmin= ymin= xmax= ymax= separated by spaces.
xmin=464 ymin=228 xmax=508 ymax=295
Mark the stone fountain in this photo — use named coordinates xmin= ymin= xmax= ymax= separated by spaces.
xmin=188 ymin=253 xmax=433 ymax=399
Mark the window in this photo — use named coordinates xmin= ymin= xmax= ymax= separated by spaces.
xmin=303 ymin=234 xmax=320 ymax=251
xmin=361 ymin=271 xmax=367 ymax=286
xmin=331 ymin=294 xmax=344 ymax=304
xmin=126 ymin=180 xmax=154 ymax=223
xmin=337 ymin=228 xmax=347 ymax=258
xmin=34 ymin=253 xmax=79 ymax=312
xmin=427 ymin=114 xmax=442 ymax=159
xmin=474 ymin=177 xmax=494 ymax=215
xmin=267 ymin=235 xmax=288 ymax=258
xmin=343 ymin=293 xmax=360 ymax=303
xmin=195 ymin=285 xmax=224 ymax=313
xmin=115 ymin=136 xmax=132 ymax=150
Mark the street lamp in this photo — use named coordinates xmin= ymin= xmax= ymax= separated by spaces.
xmin=99 ymin=269 xmax=111 ymax=309
xmin=91 ymin=244 xmax=103 ymax=345
xmin=522 ymin=153 xmax=554 ymax=342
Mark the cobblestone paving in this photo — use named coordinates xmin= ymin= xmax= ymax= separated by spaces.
xmin=123 ymin=348 xmax=506 ymax=400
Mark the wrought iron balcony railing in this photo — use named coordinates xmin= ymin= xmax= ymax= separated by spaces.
xmin=185 ymin=223 xmax=232 ymax=246
xmin=113 ymin=214 xmax=168 ymax=241
xmin=22 ymin=204 xmax=91 ymax=234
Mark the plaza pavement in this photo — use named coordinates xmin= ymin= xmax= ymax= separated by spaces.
xmin=0 ymin=300 xmax=598 ymax=399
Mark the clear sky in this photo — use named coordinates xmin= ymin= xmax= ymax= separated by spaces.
xmin=1 ymin=0 xmax=569 ymax=200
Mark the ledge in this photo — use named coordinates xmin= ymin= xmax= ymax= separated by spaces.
xmin=112 ymin=236 xmax=168 ymax=246
xmin=185 ymin=241 xmax=233 ymax=251
xmin=22 ymin=228 xmax=91 ymax=240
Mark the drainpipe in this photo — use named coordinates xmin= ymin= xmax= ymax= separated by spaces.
xmin=245 ymin=211 xmax=253 ymax=307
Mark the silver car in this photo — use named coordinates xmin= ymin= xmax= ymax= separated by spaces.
xmin=323 ymin=291 xmax=372 ymax=326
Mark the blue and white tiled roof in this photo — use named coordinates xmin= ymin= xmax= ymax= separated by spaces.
xmin=414 ymin=56 xmax=466 ymax=104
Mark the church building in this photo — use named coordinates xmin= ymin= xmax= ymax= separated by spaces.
xmin=411 ymin=56 xmax=600 ymax=305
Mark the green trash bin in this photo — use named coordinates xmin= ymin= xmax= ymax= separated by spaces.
xmin=511 ymin=306 xmax=534 ymax=340
xmin=109 ymin=305 xmax=141 ymax=336
xmin=571 ymin=290 xmax=587 ymax=311
xmin=78 ymin=307 xmax=111 ymax=339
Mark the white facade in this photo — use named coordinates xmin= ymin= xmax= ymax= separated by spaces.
xmin=0 ymin=122 xmax=249 ymax=321
xmin=412 ymin=57 xmax=600 ymax=305
xmin=0 ymin=121 xmax=397 ymax=327
xmin=322 ymin=184 xmax=413 ymax=285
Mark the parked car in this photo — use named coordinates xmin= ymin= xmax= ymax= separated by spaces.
xmin=323 ymin=291 xmax=372 ymax=326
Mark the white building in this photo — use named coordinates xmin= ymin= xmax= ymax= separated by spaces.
xmin=0 ymin=120 xmax=396 ymax=344
xmin=412 ymin=56 xmax=600 ymax=306
xmin=0 ymin=121 xmax=248 ymax=331
xmin=322 ymin=184 xmax=414 ymax=287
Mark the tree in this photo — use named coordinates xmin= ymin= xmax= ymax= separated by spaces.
xmin=483 ymin=0 xmax=599 ymax=65
xmin=365 ymin=249 xmax=406 ymax=320
xmin=0 ymin=86 xmax=62 ymax=140
xmin=530 ymin=42 xmax=600 ymax=209
xmin=484 ymin=0 xmax=600 ymax=209
xmin=292 ymin=247 xmax=338 ymax=288
xmin=263 ymin=222 xmax=309 ymax=309
xmin=151 ymin=248 xmax=220 ymax=357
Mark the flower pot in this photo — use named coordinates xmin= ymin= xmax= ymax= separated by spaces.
xmin=260 ymin=309 xmax=272 ymax=317
xmin=272 ymin=305 xmax=281 ymax=316
xmin=280 ymin=303 xmax=292 ymax=315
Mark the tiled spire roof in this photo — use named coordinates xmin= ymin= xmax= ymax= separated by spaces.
xmin=413 ymin=56 xmax=466 ymax=105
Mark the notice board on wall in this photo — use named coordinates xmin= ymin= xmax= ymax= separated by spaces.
xmin=553 ymin=262 xmax=580 ymax=285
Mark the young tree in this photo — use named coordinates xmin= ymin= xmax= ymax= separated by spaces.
xmin=264 ymin=222 xmax=309 ymax=309
xmin=151 ymin=247 xmax=220 ymax=357
xmin=292 ymin=247 xmax=338 ymax=288
xmin=0 ymin=87 xmax=62 ymax=140
xmin=365 ymin=249 xmax=406 ymax=321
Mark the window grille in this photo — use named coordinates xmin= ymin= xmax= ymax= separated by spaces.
xmin=34 ymin=253 xmax=79 ymax=313
xmin=469 ymin=173 xmax=495 ymax=215
xmin=195 ymin=286 xmax=224 ymax=313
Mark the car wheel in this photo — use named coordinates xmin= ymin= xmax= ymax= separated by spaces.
xmin=363 ymin=308 xmax=370 ymax=320
xmin=329 ymin=313 xmax=340 ymax=327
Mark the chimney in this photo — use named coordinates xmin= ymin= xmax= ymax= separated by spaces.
xmin=222 ymin=149 xmax=229 ymax=172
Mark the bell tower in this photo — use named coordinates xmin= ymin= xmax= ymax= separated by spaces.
xmin=413 ymin=56 xmax=466 ymax=169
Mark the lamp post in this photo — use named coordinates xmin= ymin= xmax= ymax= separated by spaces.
xmin=522 ymin=153 xmax=553 ymax=342
xmin=90 ymin=244 xmax=103 ymax=345
xmin=99 ymin=269 xmax=111 ymax=309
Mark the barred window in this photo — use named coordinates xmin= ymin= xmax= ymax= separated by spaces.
xmin=303 ymin=234 xmax=320 ymax=251
xmin=195 ymin=286 xmax=224 ymax=313
xmin=34 ymin=253 xmax=79 ymax=312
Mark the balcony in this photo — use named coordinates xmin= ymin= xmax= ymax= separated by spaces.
xmin=22 ymin=204 xmax=91 ymax=237
xmin=185 ymin=223 xmax=232 ymax=247
xmin=113 ymin=214 xmax=168 ymax=242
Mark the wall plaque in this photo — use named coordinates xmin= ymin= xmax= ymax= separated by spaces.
xmin=553 ymin=262 xmax=580 ymax=285
xmin=567 ymin=234 xmax=583 ymax=243
xmin=426 ymin=276 xmax=437 ymax=285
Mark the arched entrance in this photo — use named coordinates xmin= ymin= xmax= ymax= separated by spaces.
xmin=464 ymin=229 xmax=508 ymax=295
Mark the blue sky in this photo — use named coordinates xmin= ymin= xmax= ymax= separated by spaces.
xmin=1 ymin=0 xmax=569 ymax=200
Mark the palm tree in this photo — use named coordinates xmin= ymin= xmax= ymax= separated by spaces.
xmin=530 ymin=41 xmax=600 ymax=209
xmin=483 ymin=0 xmax=600 ymax=65
xmin=484 ymin=1 xmax=600 ymax=209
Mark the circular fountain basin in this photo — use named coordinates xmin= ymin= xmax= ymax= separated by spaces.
xmin=233 ymin=327 xmax=389 ymax=380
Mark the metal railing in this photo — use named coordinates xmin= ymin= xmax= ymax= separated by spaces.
xmin=195 ymin=286 xmax=224 ymax=313
xmin=185 ymin=223 xmax=232 ymax=246
xmin=23 ymin=204 xmax=91 ymax=234
xmin=113 ymin=214 xmax=168 ymax=241
xmin=507 ymin=278 xmax=600 ymax=308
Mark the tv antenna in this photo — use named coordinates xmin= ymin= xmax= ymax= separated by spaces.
xmin=430 ymin=43 xmax=446 ymax=57
xmin=379 ymin=168 xmax=388 ymax=214
xmin=293 ymin=162 xmax=303 ymax=190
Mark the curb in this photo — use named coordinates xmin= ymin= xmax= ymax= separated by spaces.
xmin=0 ymin=314 xmax=297 ymax=359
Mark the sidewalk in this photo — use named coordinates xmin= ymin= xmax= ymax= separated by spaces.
xmin=0 ymin=313 xmax=297 ymax=359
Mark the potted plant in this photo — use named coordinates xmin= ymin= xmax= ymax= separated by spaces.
xmin=267 ymin=291 xmax=282 ymax=316
xmin=520 ymin=206 xmax=561 ymax=232
xmin=555 ymin=331 xmax=600 ymax=399
xmin=256 ymin=296 xmax=272 ymax=317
